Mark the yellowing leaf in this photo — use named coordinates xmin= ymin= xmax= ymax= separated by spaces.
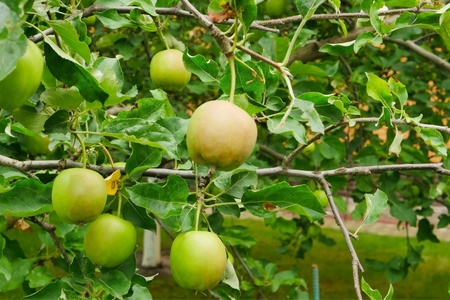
xmin=105 ymin=169 xmax=121 ymax=195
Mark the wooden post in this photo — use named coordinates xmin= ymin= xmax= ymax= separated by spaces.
xmin=141 ymin=223 xmax=161 ymax=268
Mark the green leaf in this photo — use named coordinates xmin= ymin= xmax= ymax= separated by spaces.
xmin=271 ymin=270 xmax=306 ymax=292
xmin=320 ymin=41 xmax=357 ymax=56
xmin=355 ymin=189 xmax=389 ymax=234
xmin=126 ymin=144 xmax=163 ymax=178
xmin=183 ymin=51 xmax=219 ymax=83
xmin=0 ymin=256 xmax=12 ymax=281
xmin=354 ymin=31 xmax=383 ymax=53
xmin=267 ymin=115 xmax=307 ymax=144
xmin=361 ymin=277 xmax=382 ymax=300
xmin=92 ymin=56 xmax=138 ymax=107
xmin=22 ymin=279 xmax=72 ymax=299
xmin=96 ymin=270 xmax=131 ymax=298
xmin=220 ymin=60 xmax=265 ymax=101
xmin=46 ymin=20 xmax=91 ymax=63
xmin=122 ymin=201 xmax=157 ymax=231
xmin=41 ymin=87 xmax=85 ymax=110
xmin=388 ymin=77 xmax=408 ymax=110
xmin=125 ymin=97 xmax=175 ymax=121
xmin=25 ymin=266 xmax=56 ymax=288
xmin=417 ymin=218 xmax=439 ymax=243
xmin=102 ymin=118 xmax=179 ymax=159
xmin=438 ymin=11 xmax=450 ymax=51
xmin=214 ymin=170 xmax=258 ymax=199
xmin=366 ymin=73 xmax=394 ymax=109
xmin=296 ymin=0 xmax=326 ymax=18
xmin=126 ymin=175 xmax=190 ymax=219
xmin=0 ymin=3 xmax=27 ymax=81
xmin=96 ymin=9 xmax=136 ymax=29
xmin=128 ymin=0 xmax=157 ymax=16
xmin=0 ymin=179 xmax=52 ymax=217
xmin=388 ymin=131 xmax=404 ymax=156
xmin=125 ymin=284 xmax=153 ymax=300
xmin=319 ymin=135 xmax=346 ymax=161
xmin=43 ymin=42 xmax=108 ymax=104
xmin=11 ymin=107 xmax=51 ymax=133
xmin=241 ymin=182 xmax=326 ymax=222
xmin=390 ymin=201 xmax=417 ymax=225
xmin=415 ymin=127 xmax=447 ymax=157
xmin=69 ymin=253 xmax=96 ymax=284
xmin=221 ymin=260 xmax=240 ymax=291
xmin=294 ymin=99 xmax=325 ymax=134
xmin=0 ymin=257 xmax=34 ymax=292
xmin=438 ymin=214 xmax=450 ymax=228
xmin=236 ymin=0 xmax=257 ymax=31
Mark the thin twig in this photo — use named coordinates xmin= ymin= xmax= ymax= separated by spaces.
xmin=383 ymin=37 xmax=450 ymax=72
xmin=317 ymin=177 xmax=363 ymax=300
xmin=27 ymin=216 xmax=72 ymax=265
xmin=283 ymin=117 xmax=450 ymax=167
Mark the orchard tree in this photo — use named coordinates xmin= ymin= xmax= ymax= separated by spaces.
xmin=0 ymin=0 xmax=449 ymax=299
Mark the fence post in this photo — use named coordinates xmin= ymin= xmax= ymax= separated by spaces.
xmin=141 ymin=223 xmax=161 ymax=268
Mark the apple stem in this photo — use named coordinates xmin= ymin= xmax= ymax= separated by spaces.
xmin=117 ymin=192 xmax=123 ymax=218
xmin=156 ymin=16 xmax=170 ymax=50
xmin=73 ymin=132 xmax=87 ymax=169
xmin=228 ymin=55 xmax=236 ymax=104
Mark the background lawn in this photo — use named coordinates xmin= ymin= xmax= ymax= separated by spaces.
xmin=149 ymin=217 xmax=450 ymax=299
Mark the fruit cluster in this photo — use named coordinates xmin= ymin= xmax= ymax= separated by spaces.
xmin=52 ymin=168 xmax=136 ymax=268
xmin=150 ymin=49 xmax=258 ymax=291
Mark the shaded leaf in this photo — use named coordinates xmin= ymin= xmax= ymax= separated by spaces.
xmin=43 ymin=42 xmax=108 ymax=104
xmin=122 ymin=201 xmax=157 ymax=231
xmin=417 ymin=218 xmax=439 ymax=243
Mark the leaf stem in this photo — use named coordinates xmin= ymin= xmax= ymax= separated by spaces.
xmin=117 ymin=192 xmax=123 ymax=217
xmin=228 ymin=55 xmax=236 ymax=104
xmin=156 ymin=16 xmax=170 ymax=50
xmin=281 ymin=16 xmax=309 ymax=67
xmin=73 ymin=132 xmax=87 ymax=169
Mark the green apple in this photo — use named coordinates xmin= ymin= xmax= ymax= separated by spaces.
xmin=84 ymin=214 xmax=137 ymax=268
xmin=170 ymin=231 xmax=227 ymax=291
xmin=0 ymin=40 xmax=44 ymax=111
xmin=314 ymin=189 xmax=329 ymax=208
xmin=52 ymin=168 xmax=107 ymax=224
xmin=150 ymin=49 xmax=191 ymax=92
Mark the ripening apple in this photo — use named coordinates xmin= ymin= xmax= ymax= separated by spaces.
xmin=52 ymin=168 xmax=107 ymax=224
xmin=186 ymin=100 xmax=257 ymax=171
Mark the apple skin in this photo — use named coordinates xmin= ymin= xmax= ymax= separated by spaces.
xmin=314 ymin=189 xmax=329 ymax=208
xmin=150 ymin=49 xmax=191 ymax=92
xmin=186 ymin=100 xmax=257 ymax=171
xmin=84 ymin=214 xmax=137 ymax=268
xmin=0 ymin=40 xmax=44 ymax=111
xmin=263 ymin=0 xmax=285 ymax=18
xmin=52 ymin=168 xmax=107 ymax=224
xmin=170 ymin=231 xmax=227 ymax=291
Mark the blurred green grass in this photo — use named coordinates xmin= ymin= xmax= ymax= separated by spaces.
xmin=150 ymin=217 xmax=450 ymax=299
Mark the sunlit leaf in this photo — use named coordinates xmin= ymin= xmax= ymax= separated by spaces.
xmin=242 ymin=182 xmax=325 ymax=222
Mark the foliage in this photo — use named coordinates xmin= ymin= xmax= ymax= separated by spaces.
xmin=0 ymin=0 xmax=449 ymax=299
